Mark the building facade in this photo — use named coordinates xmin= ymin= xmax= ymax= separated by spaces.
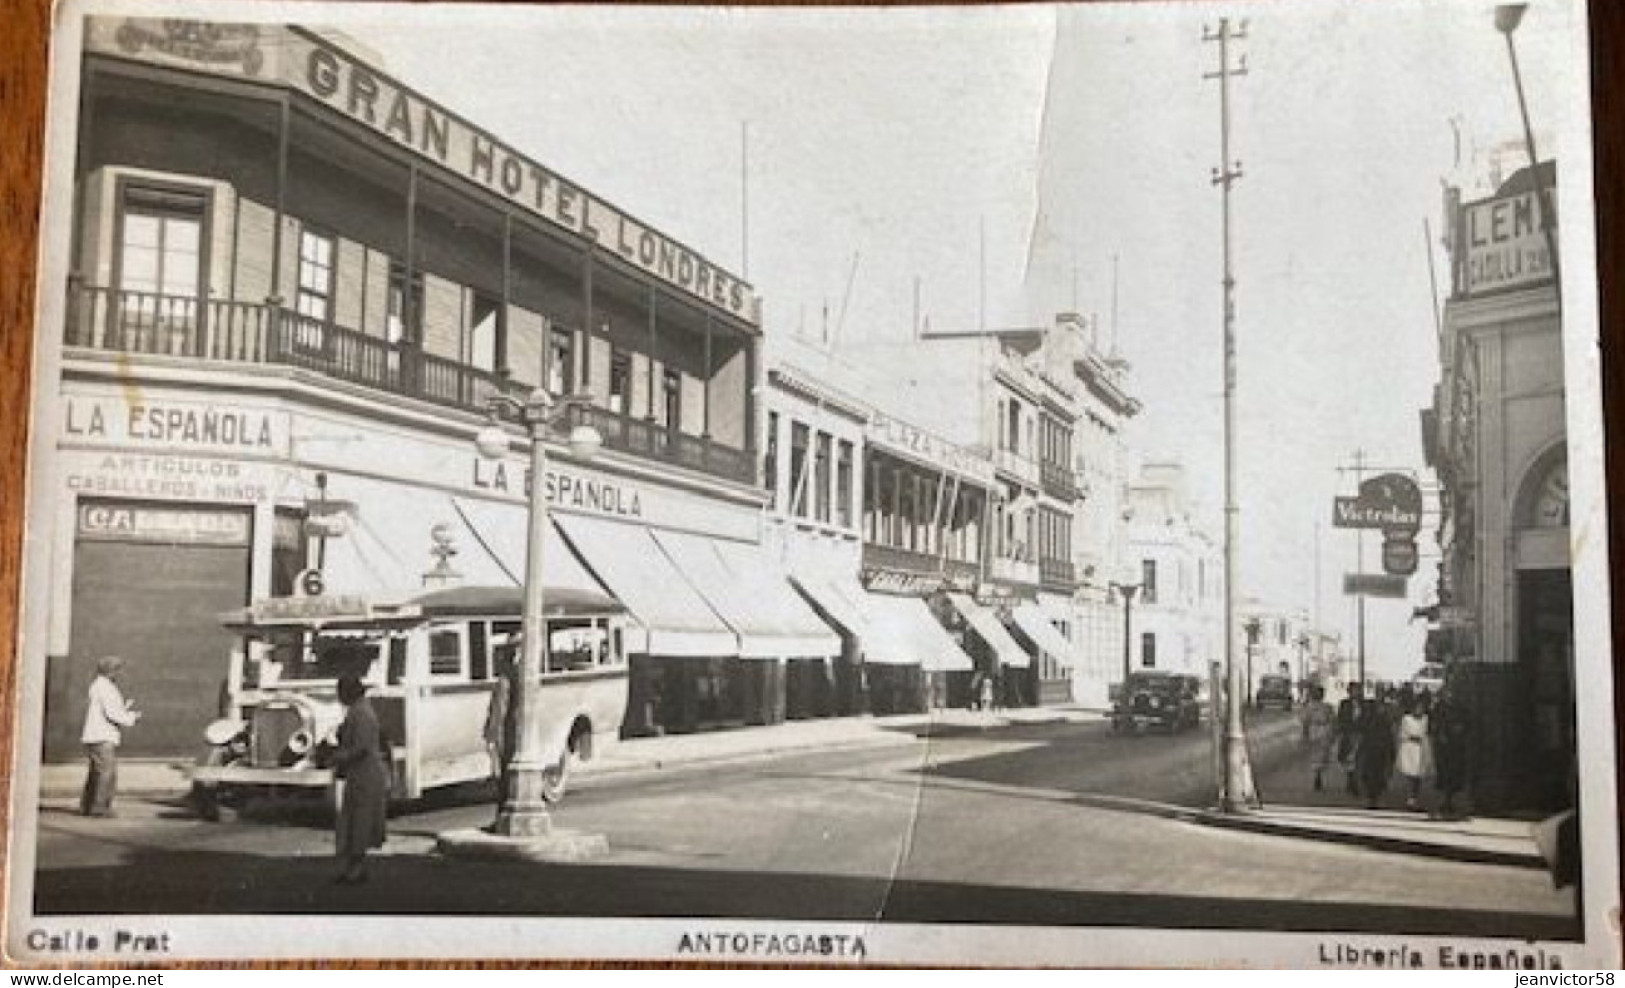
xmin=1424 ymin=158 xmax=1572 ymax=811
xmin=45 ymin=18 xmax=845 ymax=759
xmin=835 ymin=312 xmax=1140 ymax=708
xmin=1122 ymin=463 xmax=1224 ymax=679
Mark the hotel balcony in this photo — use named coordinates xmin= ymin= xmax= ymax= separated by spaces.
xmin=861 ymin=542 xmax=979 ymax=585
xmin=1040 ymin=460 xmax=1080 ymax=501
xmin=1040 ymin=558 xmax=1077 ymax=593
xmin=64 ymin=283 xmax=755 ymax=485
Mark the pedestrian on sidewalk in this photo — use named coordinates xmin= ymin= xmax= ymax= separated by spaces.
xmin=1429 ymin=685 xmax=1472 ymax=819
xmin=332 ymin=674 xmax=388 ymax=885
xmin=483 ymin=647 xmax=518 ymax=806
xmin=80 ymin=655 xmax=141 ymax=817
xmin=1298 ymin=685 xmax=1334 ymax=791
xmin=1394 ymin=692 xmax=1434 ymax=810
xmin=1354 ymin=685 xmax=1397 ymax=809
xmin=1334 ymin=682 xmax=1364 ymax=796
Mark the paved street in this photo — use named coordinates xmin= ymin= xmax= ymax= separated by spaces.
xmin=29 ymin=712 xmax=1576 ymax=938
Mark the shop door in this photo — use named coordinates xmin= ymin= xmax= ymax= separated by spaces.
xmin=46 ymin=503 xmax=251 ymax=761
xmin=1518 ymin=569 xmax=1574 ymax=811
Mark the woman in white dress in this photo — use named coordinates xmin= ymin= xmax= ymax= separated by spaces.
xmin=1394 ymin=692 xmax=1435 ymax=811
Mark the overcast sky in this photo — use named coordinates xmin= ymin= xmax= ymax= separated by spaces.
xmin=343 ymin=0 xmax=1588 ymax=680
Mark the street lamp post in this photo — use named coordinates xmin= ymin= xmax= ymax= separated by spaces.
xmin=1109 ymin=582 xmax=1140 ymax=689
xmin=1243 ymin=617 xmax=1261 ymax=710
xmin=473 ymin=389 xmax=600 ymax=838
xmin=1495 ymin=4 xmax=1562 ymax=310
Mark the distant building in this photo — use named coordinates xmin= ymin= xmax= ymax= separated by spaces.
xmin=834 ymin=312 xmax=1140 ymax=708
xmin=1122 ymin=463 xmax=1223 ymax=679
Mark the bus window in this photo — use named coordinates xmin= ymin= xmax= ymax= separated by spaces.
xmin=387 ymin=638 xmax=408 ymax=685
xmin=547 ymin=619 xmax=604 ymax=673
xmin=428 ymin=627 xmax=464 ymax=677
xmin=469 ymin=621 xmax=490 ymax=681
xmin=610 ymin=626 xmax=625 ymax=666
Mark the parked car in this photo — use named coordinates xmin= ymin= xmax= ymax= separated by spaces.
xmin=1111 ymin=671 xmax=1204 ymax=733
xmin=1254 ymin=673 xmax=1294 ymax=710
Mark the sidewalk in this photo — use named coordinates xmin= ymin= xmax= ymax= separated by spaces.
xmin=1191 ymin=730 xmax=1548 ymax=869
xmin=31 ymin=704 xmax=1106 ymax=799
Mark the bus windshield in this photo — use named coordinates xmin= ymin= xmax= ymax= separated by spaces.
xmin=260 ymin=630 xmax=387 ymax=682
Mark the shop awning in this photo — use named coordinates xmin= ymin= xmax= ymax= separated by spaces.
xmin=654 ymin=532 xmax=840 ymax=659
xmin=1011 ymin=604 xmax=1077 ymax=666
xmin=553 ymin=515 xmax=736 ymax=657
xmin=857 ymin=592 xmax=974 ymax=671
xmin=449 ymin=496 xmax=609 ymax=596
xmin=946 ymin=593 xmax=1031 ymax=669
xmin=790 ymin=574 xmax=871 ymax=641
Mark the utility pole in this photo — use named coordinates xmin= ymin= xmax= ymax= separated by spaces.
xmin=1341 ymin=448 xmax=1369 ymax=689
xmin=1205 ymin=15 xmax=1251 ymax=815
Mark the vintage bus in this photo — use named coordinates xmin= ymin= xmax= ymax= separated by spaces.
xmin=188 ymin=584 xmax=629 ymax=818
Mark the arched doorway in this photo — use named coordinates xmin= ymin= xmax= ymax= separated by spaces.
xmin=1511 ymin=446 xmax=1573 ymax=811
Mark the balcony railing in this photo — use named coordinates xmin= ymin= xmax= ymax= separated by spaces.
xmin=861 ymin=542 xmax=978 ymax=583
xmin=992 ymin=447 xmax=1040 ymax=485
xmin=1040 ymin=460 xmax=1079 ymax=501
xmin=1040 ymin=558 xmax=1077 ymax=592
xmin=66 ymin=283 xmax=754 ymax=485
xmin=988 ymin=556 xmax=1039 ymax=587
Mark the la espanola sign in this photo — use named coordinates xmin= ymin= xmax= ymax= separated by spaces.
xmin=1332 ymin=472 xmax=1422 ymax=532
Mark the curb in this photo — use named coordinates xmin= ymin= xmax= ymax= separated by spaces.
xmin=1190 ymin=809 xmax=1548 ymax=869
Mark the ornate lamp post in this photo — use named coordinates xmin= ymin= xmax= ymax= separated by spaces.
xmin=473 ymin=389 xmax=600 ymax=837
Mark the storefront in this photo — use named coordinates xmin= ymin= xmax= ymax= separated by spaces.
xmin=1430 ymin=160 xmax=1573 ymax=811
xmin=45 ymin=364 xmax=824 ymax=760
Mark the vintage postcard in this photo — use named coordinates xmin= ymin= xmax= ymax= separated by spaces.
xmin=6 ymin=0 xmax=1619 ymax=968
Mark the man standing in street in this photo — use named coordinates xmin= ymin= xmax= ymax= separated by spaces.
xmin=80 ymin=655 xmax=141 ymax=817
xmin=1334 ymin=682 xmax=1364 ymax=796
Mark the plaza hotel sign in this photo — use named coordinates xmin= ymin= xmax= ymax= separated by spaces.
xmin=866 ymin=411 xmax=995 ymax=486
xmin=93 ymin=19 xmax=760 ymax=327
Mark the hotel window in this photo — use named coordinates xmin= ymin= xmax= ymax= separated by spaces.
xmin=1141 ymin=632 xmax=1156 ymax=669
xmin=662 ymin=368 xmax=682 ymax=431
xmin=294 ymin=229 xmax=334 ymax=352
xmin=764 ymin=412 xmax=779 ymax=503
xmin=1142 ymin=558 xmax=1158 ymax=604
xmin=790 ymin=423 xmax=810 ymax=519
xmin=1006 ymin=401 xmax=1021 ymax=453
xmin=386 ymin=261 xmax=423 ymax=346
xmin=836 ymin=440 xmax=853 ymax=528
xmin=469 ymin=291 xmax=505 ymax=374
xmin=547 ymin=325 xmax=574 ymax=395
xmin=814 ymin=433 xmax=832 ymax=523
xmin=117 ymin=185 xmax=204 ymax=340
xmin=608 ymin=351 xmax=631 ymax=416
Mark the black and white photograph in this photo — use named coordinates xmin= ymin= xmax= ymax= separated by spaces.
xmin=5 ymin=0 xmax=1619 ymax=968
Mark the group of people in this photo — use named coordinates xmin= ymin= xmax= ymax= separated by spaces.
xmin=1298 ymin=680 xmax=1472 ymax=817
xmin=78 ymin=655 xmax=390 ymax=885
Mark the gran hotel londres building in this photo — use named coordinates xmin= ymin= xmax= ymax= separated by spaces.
xmin=42 ymin=18 xmax=849 ymax=761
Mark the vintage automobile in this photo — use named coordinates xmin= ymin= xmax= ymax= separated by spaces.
xmin=1254 ymin=673 xmax=1295 ymax=710
xmin=188 ymin=584 xmax=629 ymax=819
xmin=1110 ymin=671 xmax=1204 ymax=733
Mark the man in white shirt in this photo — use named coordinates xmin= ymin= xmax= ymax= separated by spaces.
xmin=80 ymin=655 xmax=140 ymax=817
